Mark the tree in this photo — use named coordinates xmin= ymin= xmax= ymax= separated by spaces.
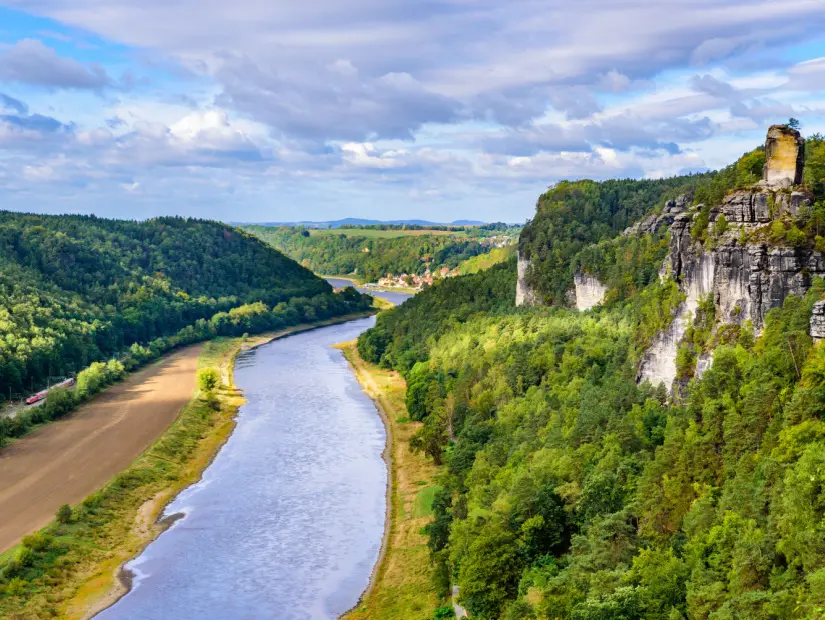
xmin=458 ymin=522 xmax=525 ymax=618
xmin=788 ymin=117 xmax=801 ymax=130
xmin=56 ymin=504 xmax=72 ymax=524
xmin=198 ymin=367 xmax=220 ymax=393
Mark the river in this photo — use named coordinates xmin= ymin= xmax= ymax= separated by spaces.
xmin=96 ymin=288 xmax=411 ymax=620
xmin=325 ymin=277 xmax=413 ymax=307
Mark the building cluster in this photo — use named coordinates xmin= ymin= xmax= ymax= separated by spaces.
xmin=376 ymin=265 xmax=457 ymax=290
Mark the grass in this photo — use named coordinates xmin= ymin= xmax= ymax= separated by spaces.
xmin=457 ymin=245 xmax=514 ymax=275
xmin=338 ymin=342 xmax=444 ymax=620
xmin=412 ymin=485 xmax=442 ymax=519
xmin=311 ymin=228 xmax=466 ymax=239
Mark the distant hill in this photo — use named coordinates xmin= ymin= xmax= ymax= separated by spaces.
xmin=0 ymin=212 xmax=329 ymax=402
xmin=236 ymin=218 xmax=487 ymax=228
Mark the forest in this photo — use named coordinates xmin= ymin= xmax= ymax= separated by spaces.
xmin=358 ymin=136 xmax=825 ymax=618
xmin=0 ymin=211 xmax=351 ymax=408
xmin=242 ymin=224 xmax=517 ymax=282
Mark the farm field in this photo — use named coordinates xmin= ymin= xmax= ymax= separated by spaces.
xmin=309 ymin=227 xmax=467 ymax=239
xmin=0 ymin=345 xmax=202 ymax=554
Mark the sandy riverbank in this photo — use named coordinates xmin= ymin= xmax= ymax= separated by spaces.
xmin=337 ymin=342 xmax=442 ymax=620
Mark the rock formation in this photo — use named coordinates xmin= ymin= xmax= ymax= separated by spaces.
xmin=763 ymin=124 xmax=804 ymax=187
xmin=622 ymin=195 xmax=689 ymax=237
xmin=811 ymin=300 xmax=825 ymax=342
xmin=641 ymin=125 xmax=825 ymax=391
xmin=516 ymin=251 xmax=539 ymax=307
xmin=572 ymin=273 xmax=607 ymax=311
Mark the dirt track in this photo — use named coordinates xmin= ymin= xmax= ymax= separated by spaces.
xmin=0 ymin=344 xmax=203 ymax=553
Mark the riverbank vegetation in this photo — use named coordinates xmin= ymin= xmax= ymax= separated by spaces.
xmin=0 ymin=212 xmax=332 ymax=409
xmin=339 ymin=342 xmax=444 ymax=620
xmin=0 ymin=288 xmax=373 ymax=447
xmin=243 ymin=224 xmax=518 ymax=283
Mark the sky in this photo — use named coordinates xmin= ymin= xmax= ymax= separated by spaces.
xmin=2 ymin=1 xmax=825 ymax=223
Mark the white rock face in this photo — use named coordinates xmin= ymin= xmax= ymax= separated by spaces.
xmin=516 ymin=251 xmax=538 ymax=307
xmin=637 ymin=302 xmax=692 ymax=391
xmin=573 ymin=273 xmax=607 ymax=311
xmin=638 ymin=252 xmax=714 ymax=391
xmin=811 ymin=300 xmax=825 ymax=342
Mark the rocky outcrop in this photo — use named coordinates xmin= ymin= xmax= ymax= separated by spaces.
xmin=638 ymin=215 xmax=715 ymax=390
xmin=764 ymin=124 xmax=804 ymax=187
xmin=670 ymin=211 xmax=825 ymax=331
xmin=811 ymin=300 xmax=825 ymax=342
xmin=719 ymin=187 xmax=811 ymax=224
xmin=640 ymin=126 xmax=818 ymax=391
xmin=573 ymin=273 xmax=607 ymax=311
xmin=622 ymin=195 xmax=689 ymax=237
xmin=638 ymin=302 xmax=693 ymax=390
xmin=516 ymin=251 xmax=539 ymax=307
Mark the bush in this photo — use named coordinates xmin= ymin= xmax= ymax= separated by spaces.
xmin=21 ymin=533 xmax=52 ymax=552
xmin=433 ymin=606 xmax=455 ymax=619
xmin=56 ymin=504 xmax=72 ymax=524
xmin=714 ymin=213 xmax=729 ymax=237
xmin=198 ymin=368 xmax=221 ymax=393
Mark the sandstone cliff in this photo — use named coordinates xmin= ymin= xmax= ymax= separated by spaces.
xmin=640 ymin=124 xmax=825 ymax=391
xmin=516 ymin=251 xmax=539 ymax=307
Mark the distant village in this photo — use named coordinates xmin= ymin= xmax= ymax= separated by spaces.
xmin=375 ymin=265 xmax=457 ymax=290
xmin=374 ymin=235 xmax=513 ymax=290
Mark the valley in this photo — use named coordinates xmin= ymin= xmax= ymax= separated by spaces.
xmin=6 ymin=3 xmax=825 ymax=620
xmin=244 ymin=223 xmax=518 ymax=290
xmin=4 ymin=123 xmax=825 ymax=620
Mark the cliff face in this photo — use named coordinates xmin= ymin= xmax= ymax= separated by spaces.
xmin=516 ymin=251 xmax=539 ymax=306
xmin=572 ymin=273 xmax=607 ymax=310
xmin=640 ymin=125 xmax=825 ymax=391
xmin=669 ymin=186 xmax=823 ymax=332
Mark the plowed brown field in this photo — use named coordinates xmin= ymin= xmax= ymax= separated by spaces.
xmin=0 ymin=344 xmax=202 ymax=553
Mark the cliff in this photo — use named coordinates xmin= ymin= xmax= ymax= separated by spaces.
xmin=640 ymin=125 xmax=825 ymax=391
xmin=516 ymin=251 xmax=539 ymax=306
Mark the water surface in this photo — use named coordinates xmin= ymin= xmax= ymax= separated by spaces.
xmin=97 ymin=317 xmax=388 ymax=620
xmin=325 ymin=277 xmax=413 ymax=306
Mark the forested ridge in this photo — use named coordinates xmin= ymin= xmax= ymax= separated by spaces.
xmin=358 ymin=142 xmax=825 ymax=618
xmin=0 ymin=211 xmax=337 ymax=406
xmin=243 ymin=224 xmax=516 ymax=282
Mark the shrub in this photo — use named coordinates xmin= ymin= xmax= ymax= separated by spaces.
xmin=198 ymin=368 xmax=221 ymax=393
xmin=21 ymin=533 xmax=52 ymax=552
xmin=433 ymin=606 xmax=455 ymax=619
xmin=56 ymin=504 xmax=72 ymax=524
xmin=714 ymin=213 xmax=729 ymax=237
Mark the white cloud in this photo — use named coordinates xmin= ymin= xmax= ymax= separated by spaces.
xmin=4 ymin=0 xmax=825 ymax=220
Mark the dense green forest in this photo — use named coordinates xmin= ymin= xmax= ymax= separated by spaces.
xmin=0 ymin=212 xmax=338 ymax=405
xmin=358 ymin=136 xmax=825 ymax=619
xmin=242 ymin=225 xmax=516 ymax=282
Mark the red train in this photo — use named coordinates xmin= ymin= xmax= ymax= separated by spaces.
xmin=25 ymin=378 xmax=76 ymax=405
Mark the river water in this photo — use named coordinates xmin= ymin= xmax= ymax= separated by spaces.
xmin=96 ymin=288 xmax=410 ymax=620
xmin=325 ymin=277 xmax=413 ymax=307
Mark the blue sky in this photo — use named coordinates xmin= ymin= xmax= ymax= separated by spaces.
xmin=3 ymin=1 xmax=825 ymax=223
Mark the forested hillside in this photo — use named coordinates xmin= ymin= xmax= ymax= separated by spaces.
xmin=0 ymin=212 xmax=332 ymax=404
xmin=243 ymin=224 xmax=516 ymax=282
xmin=358 ymin=131 xmax=825 ymax=618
